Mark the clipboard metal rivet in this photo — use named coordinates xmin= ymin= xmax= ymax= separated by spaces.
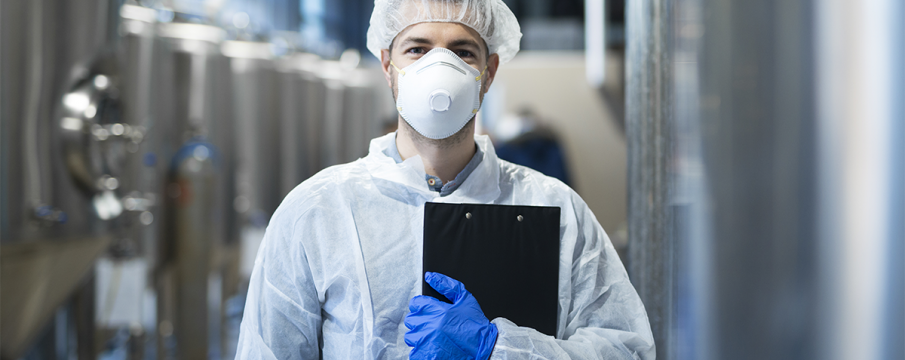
xmin=466 ymin=212 xmax=472 ymax=219
xmin=517 ymin=215 xmax=524 ymax=222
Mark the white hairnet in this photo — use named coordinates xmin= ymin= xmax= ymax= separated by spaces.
xmin=367 ymin=0 xmax=522 ymax=64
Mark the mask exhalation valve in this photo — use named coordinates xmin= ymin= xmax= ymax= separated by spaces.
xmin=429 ymin=90 xmax=452 ymax=112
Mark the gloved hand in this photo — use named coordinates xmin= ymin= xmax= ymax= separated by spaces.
xmin=404 ymin=272 xmax=499 ymax=360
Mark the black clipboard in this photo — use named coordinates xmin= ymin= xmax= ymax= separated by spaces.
xmin=422 ymin=202 xmax=561 ymax=337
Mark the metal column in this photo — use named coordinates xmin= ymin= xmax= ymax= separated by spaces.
xmin=630 ymin=0 xmax=905 ymax=359
xmin=815 ymin=1 xmax=905 ymax=359
xmin=625 ymin=0 xmax=676 ymax=359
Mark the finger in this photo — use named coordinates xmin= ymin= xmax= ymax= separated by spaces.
xmin=425 ymin=272 xmax=468 ymax=303
xmin=404 ymin=328 xmax=422 ymax=347
xmin=404 ymin=315 xmax=417 ymax=330
xmin=406 ymin=296 xmax=446 ymax=331
xmin=409 ymin=295 xmax=445 ymax=312
xmin=404 ymin=309 xmax=433 ymax=330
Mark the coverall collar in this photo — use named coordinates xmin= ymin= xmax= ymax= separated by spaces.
xmin=365 ymin=132 xmax=502 ymax=204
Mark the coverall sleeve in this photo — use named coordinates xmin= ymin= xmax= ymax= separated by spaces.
xmin=489 ymin=195 xmax=656 ymax=360
xmin=236 ymin=211 xmax=323 ymax=359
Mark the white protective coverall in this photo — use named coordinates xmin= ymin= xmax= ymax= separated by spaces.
xmin=236 ymin=133 xmax=656 ymax=359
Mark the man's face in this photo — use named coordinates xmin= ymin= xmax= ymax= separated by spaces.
xmin=380 ymin=22 xmax=500 ymax=109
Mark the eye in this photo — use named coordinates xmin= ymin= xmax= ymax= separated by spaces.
xmin=406 ymin=47 xmax=425 ymax=55
xmin=455 ymin=50 xmax=475 ymax=59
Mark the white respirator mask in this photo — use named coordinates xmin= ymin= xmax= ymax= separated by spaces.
xmin=392 ymin=47 xmax=486 ymax=140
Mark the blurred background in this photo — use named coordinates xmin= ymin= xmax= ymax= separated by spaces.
xmin=0 ymin=0 xmax=901 ymax=359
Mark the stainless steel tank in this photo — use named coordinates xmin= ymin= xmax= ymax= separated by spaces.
xmin=276 ymin=52 xmax=376 ymax=194
xmin=166 ymin=140 xmax=219 ymax=360
xmin=1 ymin=0 xmax=123 ymax=242
xmin=341 ymin=67 xmax=384 ymax=163
xmin=117 ymin=3 xmax=162 ymax=262
xmin=222 ymin=41 xmax=286 ymax=314
xmin=296 ymin=54 xmax=328 ymax=177
xmin=315 ymin=59 xmax=385 ymax=167
xmin=277 ymin=52 xmax=319 ymax=196
xmin=316 ymin=61 xmax=348 ymax=168
xmin=0 ymin=0 xmax=128 ymax=357
xmin=222 ymin=40 xmax=282 ymax=227
xmin=153 ymin=21 xmax=230 ymax=359
xmin=82 ymin=5 xmax=162 ymax=358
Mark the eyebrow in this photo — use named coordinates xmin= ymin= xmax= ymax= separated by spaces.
xmin=447 ymin=39 xmax=482 ymax=51
xmin=398 ymin=37 xmax=434 ymax=48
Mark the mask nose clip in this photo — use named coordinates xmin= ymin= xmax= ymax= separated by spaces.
xmin=429 ymin=90 xmax=452 ymax=112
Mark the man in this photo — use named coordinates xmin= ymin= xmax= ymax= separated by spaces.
xmin=236 ymin=0 xmax=655 ymax=359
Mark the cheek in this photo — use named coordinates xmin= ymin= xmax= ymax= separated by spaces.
xmin=391 ymin=74 xmax=398 ymax=100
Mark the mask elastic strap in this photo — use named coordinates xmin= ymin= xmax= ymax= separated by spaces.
xmin=389 ymin=60 xmax=405 ymax=75
xmin=473 ymin=66 xmax=488 ymax=114
xmin=475 ymin=66 xmax=488 ymax=81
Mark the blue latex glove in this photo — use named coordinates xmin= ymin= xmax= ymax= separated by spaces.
xmin=404 ymin=272 xmax=499 ymax=360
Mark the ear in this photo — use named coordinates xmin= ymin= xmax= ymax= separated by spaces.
xmin=380 ymin=49 xmax=394 ymax=88
xmin=482 ymin=53 xmax=501 ymax=94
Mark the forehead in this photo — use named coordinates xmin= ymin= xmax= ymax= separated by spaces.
xmin=394 ymin=22 xmax=487 ymax=49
